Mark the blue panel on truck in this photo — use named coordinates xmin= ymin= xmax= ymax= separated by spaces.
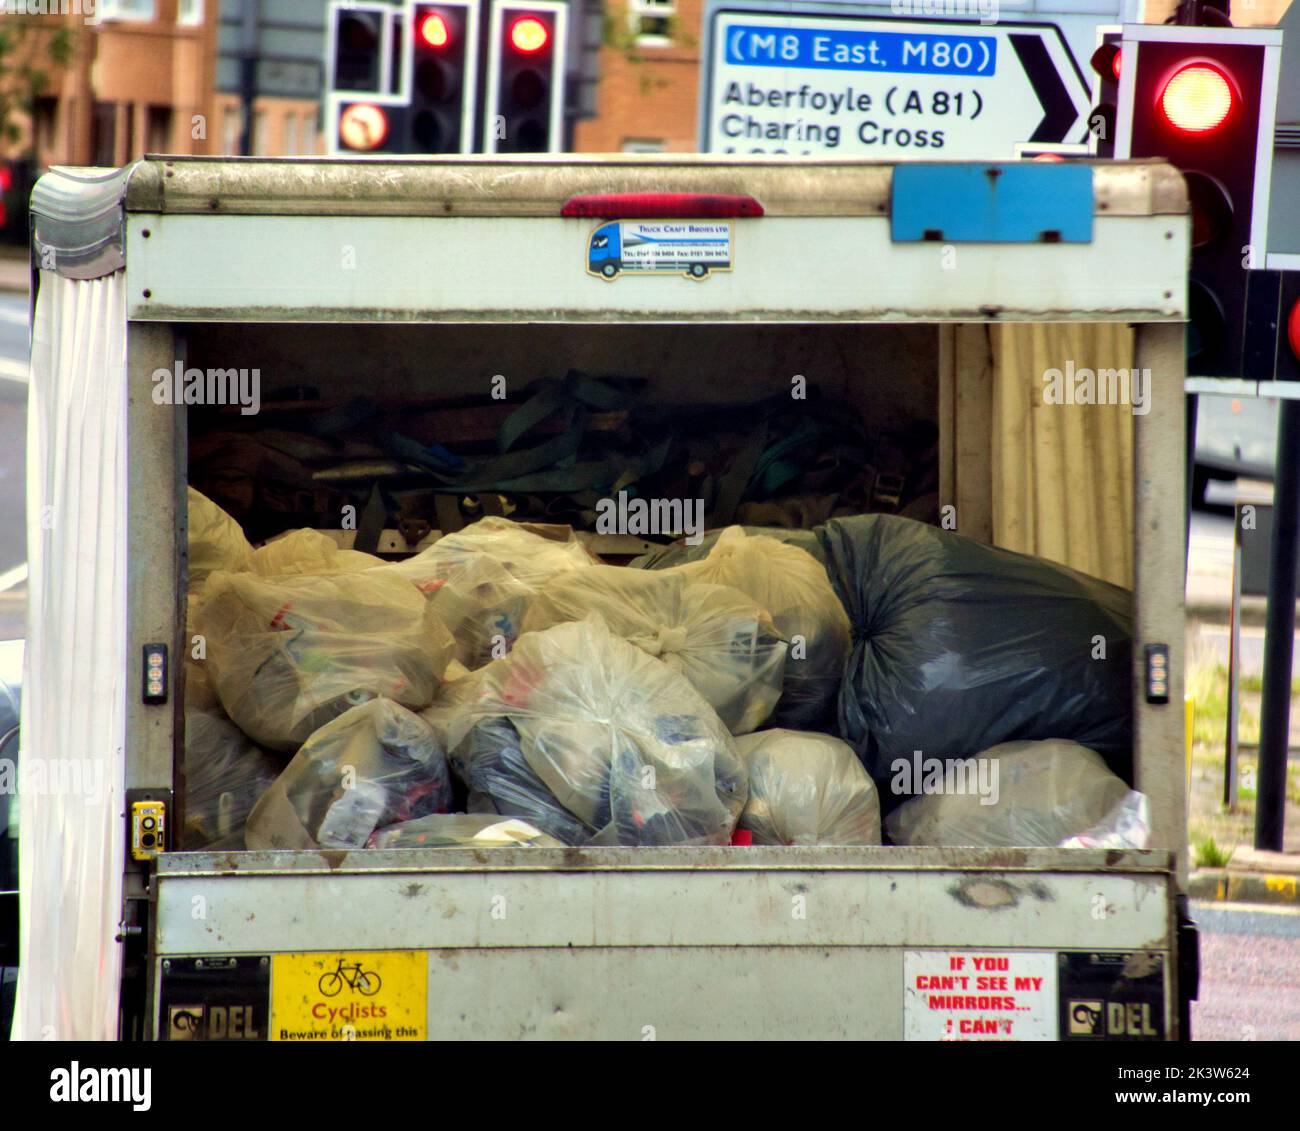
xmin=891 ymin=164 xmax=1094 ymax=244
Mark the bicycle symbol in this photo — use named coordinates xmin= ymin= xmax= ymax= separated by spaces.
xmin=317 ymin=958 xmax=382 ymax=997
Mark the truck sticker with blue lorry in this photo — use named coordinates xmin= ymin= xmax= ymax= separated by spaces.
xmin=587 ymin=221 xmax=733 ymax=279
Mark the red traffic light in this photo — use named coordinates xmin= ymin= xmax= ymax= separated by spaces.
xmin=339 ymin=103 xmax=390 ymax=151
xmin=1288 ymin=297 xmax=1300 ymax=365
xmin=510 ymin=16 xmax=549 ymax=53
xmin=1160 ymin=63 xmax=1235 ymax=134
xmin=419 ymin=12 xmax=451 ymax=48
xmin=1089 ymin=42 xmax=1121 ymax=82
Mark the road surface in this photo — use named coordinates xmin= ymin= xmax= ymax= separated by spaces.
xmin=0 ymin=288 xmax=27 ymax=639
xmin=1191 ymin=901 xmax=1300 ymax=1041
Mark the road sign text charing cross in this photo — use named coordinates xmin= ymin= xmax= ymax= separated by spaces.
xmin=706 ymin=12 xmax=1091 ymax=159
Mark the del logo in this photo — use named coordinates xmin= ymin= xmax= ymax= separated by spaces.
xmin=168 ymin=1003 xmax=262 ymax=1040
xmin=1068 ymin=999 xmax=1159 ymax=1037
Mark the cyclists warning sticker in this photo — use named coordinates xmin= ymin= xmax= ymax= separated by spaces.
xmin=904 ymin=950 xmax=1058 ymax=1041
xmin=270 ymin=951 xmax=427 ymax=1041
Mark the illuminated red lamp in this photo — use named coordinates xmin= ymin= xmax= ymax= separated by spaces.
xmin=419 ymin=12 xmax=451 ymax=48
xmin=510 ymin=16 xmax=549 ymax=54
xmin=1161 ymin=63 xmax=1235 ymax=134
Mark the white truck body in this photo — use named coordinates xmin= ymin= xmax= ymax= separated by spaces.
xmin=17 ymin=155 xmax=1190 ymax=1041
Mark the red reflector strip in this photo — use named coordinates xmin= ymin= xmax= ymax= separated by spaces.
xmin=561 ymin=193 xmax=764 ymax=219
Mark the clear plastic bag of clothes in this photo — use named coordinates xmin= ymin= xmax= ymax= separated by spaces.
xmin=522 ymin=565 xmax=787 ymax=734
xmin=818 ymin=515 xmax=1133 ymax=782
xmin=430 ymin=616 xmax=747 ymax=846
xmin=195 ymin=569 xmax=456 ymax=751
xmin=245 ymin=698 xmax=454 ymax=850
xmin=368 ymin=813 xmax=562 ymax=848
xmin=372 ymin=516 xmax=593 ymax=668
xmin=454 ymin=717 xmax=593 ymax=845
xmin=670 ymin=527 xmax=849 ymax=729
xmin=1059 ymin=791 xmax=1151 ymax=849
xmin=250 ymin=528 xmax=383 ymax=576
xmin=883 ymin=739 xmax=1133 ymax=847
xmin=736 ymin=728 xmax=880 ymax=846
xmin=187 ymin=487 xmax=253 ymax=591
xmin=631 ymin=526 xmax=828 ymax=570
xmin=182 ymin=709 xmax=283 ymax=850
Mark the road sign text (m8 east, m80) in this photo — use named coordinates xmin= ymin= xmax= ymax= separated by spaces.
xmin=704 ymin=11 xmax=1091 ymax=159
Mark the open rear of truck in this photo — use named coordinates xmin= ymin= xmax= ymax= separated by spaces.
xmin=18 ymin=155 xmax=1193 ymax=1041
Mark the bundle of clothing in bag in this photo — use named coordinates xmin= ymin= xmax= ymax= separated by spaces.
xmin=183 ymin=484 xmax=1146 ymax=853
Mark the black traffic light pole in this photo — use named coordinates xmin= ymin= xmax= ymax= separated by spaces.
xmin=1256 ymin=399 xmax=1300 ymax=850
xmin=1171 ymin=0 xmax=1232 ymax=27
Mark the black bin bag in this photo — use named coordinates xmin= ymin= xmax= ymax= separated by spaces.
xmin=818 ymin=515 xmax=1133 ymax=787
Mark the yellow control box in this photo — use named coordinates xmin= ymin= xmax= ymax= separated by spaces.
xmin=131 ymin=800 xmax=166 ymax=860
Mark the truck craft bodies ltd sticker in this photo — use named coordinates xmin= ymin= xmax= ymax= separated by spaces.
xmin=587 ymin=221 xmax=734 ymax=280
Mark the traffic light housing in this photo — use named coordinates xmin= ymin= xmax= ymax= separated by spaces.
xmin=410 ymin=3 xmax=473 ymax=153
xmin=1116 ymin=25 xmax=1283 ymax=379
xmin=1088 ymin=30 xmax=1121 ymax=158
xmin=328 ymin=1 xmax=479 ymax=156
xmin=488 ymin=3 xmax=566 ymax=154
xmin=330 ymin=4 xmax=388 ymax=93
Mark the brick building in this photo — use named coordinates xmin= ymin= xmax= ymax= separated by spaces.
xmin=573 ymin=0 xmax=703 ymax=151
xmin=0 ymin=0 xmax=217 ymax=168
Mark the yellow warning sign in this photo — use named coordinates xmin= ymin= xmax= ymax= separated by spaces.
xmin=271 ymin=951 xmax=426 ymax=1041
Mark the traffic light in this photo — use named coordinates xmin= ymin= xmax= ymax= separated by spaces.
xmin=410 ymin=3 xmax=473 ymax=153
xmin=487 ymin=3 xmax=566 ymax=154
xmin=1088 ymin=30 xmax=1121 ymax=158
xmin=1116 ymin=25 xmax=1283 ymax=378
xmin=330 ymin=4 xmax=388 ymax=93
xmin=328 ymin=2 xmax=402 ymax=156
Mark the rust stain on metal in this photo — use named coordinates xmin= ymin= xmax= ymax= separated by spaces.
xmin=949 ymin=878 xmax=1020 ymax=910
xmin=319 ymin=850 xmax=348 ymax=871
xmin=401 ymin=882 xmax=425 ymax=899
xmin=1122 ymin=951 xmax=1162 ymax=979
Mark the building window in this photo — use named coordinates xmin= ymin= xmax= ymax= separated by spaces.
xmin=122 ymin=103 xmax=136 ymax=160
xmin=147 ymin=106 xmax=173 ymax=154
xmin=178 ymin=0 xmax=203 ymax=26
xmin=222 ymin=106 xmax=243 ymax=155
xmin=622 ymin=139 xmax=665 ymax=153
xmin=33 ymin=97 xmax=58 ymax=156
xmin=284 ymin=114 xmax=299 ymax=157
xmin=252 ymin=110 xmax=270 ymax=156
xmin=628 ymin=0 xmax=674 ymax=46
xmin=302 ymin=113 xmax=317 ymax=155
xmin=91 ymin=102 xmax=117 ymax=166
xmin=94 ymin=0 xmax=158 ymax=22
